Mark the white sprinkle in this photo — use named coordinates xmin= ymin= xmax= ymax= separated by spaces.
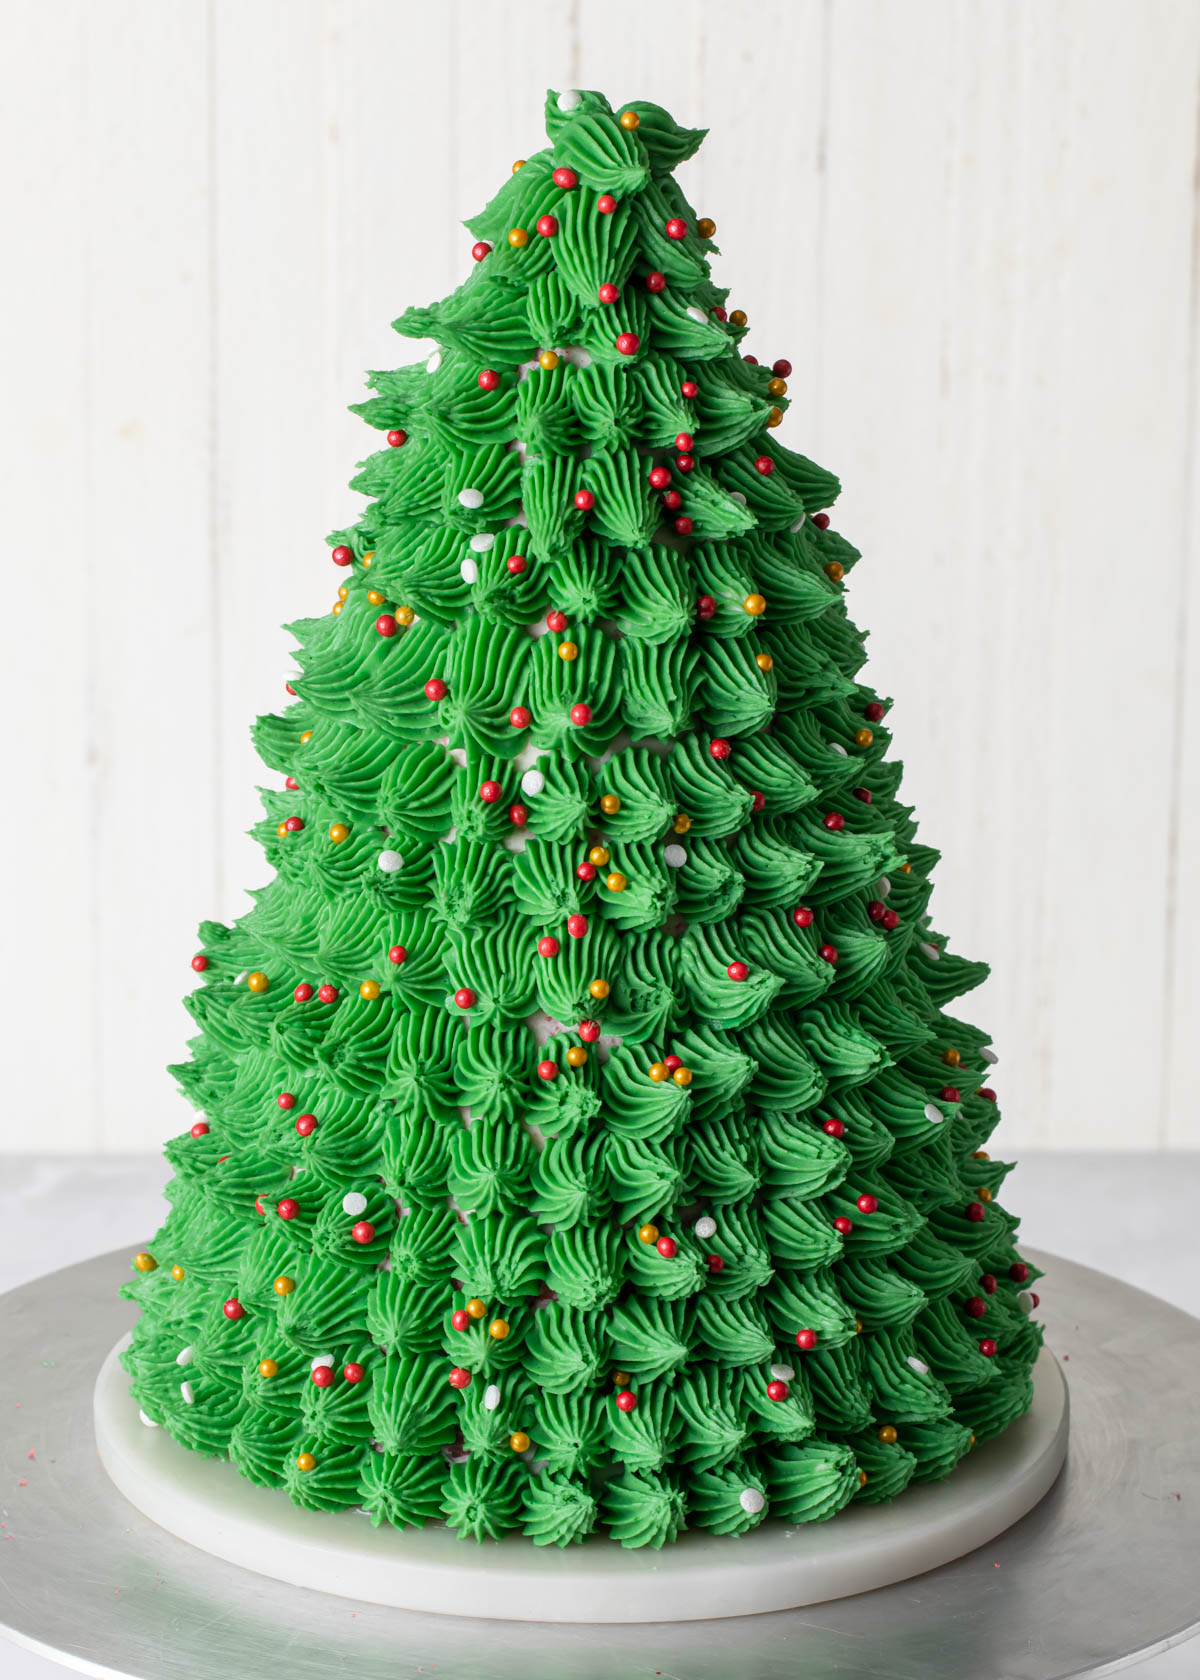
xmin=234 ymin=970 xmax=249 ymax=986
xmin=342 ymin=1192 xmax=368 ymax=1217
xmin=829 ymin=743 xmax=848 ymax=757
xmin=694 ymin=1215 xmax=717 ymax=1240
xmin=877 ymin=877 xmax=891 ymax=898
xmin=557 ymin=89 xmax=582 ymax=112
xmin=176 ymin=1345 xmax=194 ymax=1367
xmin=484 ymin=1383 xmax=501 ymax=1411
xmin=981 ymin=1046 xmax=999 ymax=1065
xmin=739 ymin=1488 xmax=766 ymax=1515
xmin=312 ymin=1354 xmax=335 ymax=1371
xmin=457 ymin=488 xmax=484 ymax=509
xmin=521 ymin=769 xmax=545 ymax=798
xmin=919 ymin=942 xmax=941 ymax=962
xmin=906 ymin=1356 xmax=929 ymax=1375
xmin=686 ymin=305 xmax=708 ymax=324
xmin=180 ymin=1381 xmax=195 ymax=1405
xmin=1018 ymin=1292 xmax=1035 ymax=1315
xmin=469 ymin=532 xmax=495 ymax=553
xmin=426 ymin=350 xmax=442 ymax=375
xmin=768 ymin=1362 xmax=795 ymax=1383
xmin=378 ymin=849 xmax=405 ymax=873
xmin=789 ymin=516 xmax=806 ymax=532
xmin=460 ymin=558 xmax=478 ymax=584
xmin=923 ymin=1102 xmax=945 ymax=1125
xmin=139 ymin=1410 xmax=159 ymax=1428
xmin=664 ymin=844 xmax=687 ymax=868
xmin=729 ymin=491 xmax=748 ymax=506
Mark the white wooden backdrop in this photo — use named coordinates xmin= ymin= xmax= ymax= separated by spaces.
xmin=3 ymin=0 xmax=1198 ymax=1156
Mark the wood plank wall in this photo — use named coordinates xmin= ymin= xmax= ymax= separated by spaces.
xmin=3 ymin=0 xmax=1198 ymax=1153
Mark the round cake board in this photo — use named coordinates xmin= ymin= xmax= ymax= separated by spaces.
xmin=93 ymin=1332 xmax=1067 ymax=1624
xmin=7 ymin=1248 xmax=1200 ymax=1679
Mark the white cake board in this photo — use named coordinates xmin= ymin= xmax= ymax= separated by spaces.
xmin=6 ymin=1248 xmax=1200 ymax=1678
xmin=93 ymin=1332 xmax=1067 ymax=1624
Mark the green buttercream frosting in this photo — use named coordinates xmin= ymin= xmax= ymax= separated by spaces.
xmin=360 ymin=1450 xmax=446 ymax=1527
xmin=526 ymin=1304 xmax=610 ymax=1393
xmin=282 ymin=1435 xmax=365 ymax=1511
xmin=442 ymin=1456 xmax=526 ymax=1541
xmin=522 ymin=1471 xmax=599 ymax=1545
xmin=604 ymin=1381 xmax=678 ymax=1470
xmin=846 ymin=1432 xmax=918 ymax=1504
xmin=955 ymin=1372 xmax=1035 ymax=1444
xmin=532 ymin=1388 xmax=607 ymax=1475
xmin=687 ymin=1457 xmax=768 ymax=1535
xmin=898 ymin=1417 xmax=974 ymax=1482
xmin=228 ymin=1407 xmax=297 ymax=1488
xmin=761 ymin=1440 xmax=859 ymax=1523
xmin=122 ymin=85 xmax=1043 ymax=1552
xmin=601 ymin=1468 xmax=688 ymax=1549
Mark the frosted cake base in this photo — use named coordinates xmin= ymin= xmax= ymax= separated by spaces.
xmin=94 ymin=1336 xmax=1068 ymax=1623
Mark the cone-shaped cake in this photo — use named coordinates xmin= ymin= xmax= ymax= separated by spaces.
xmin=120 ymin=88 xmax=1043 ymax=1549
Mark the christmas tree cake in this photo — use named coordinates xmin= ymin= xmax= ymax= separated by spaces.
xmin=120 ymin=87 xmax=1044 ymax=1550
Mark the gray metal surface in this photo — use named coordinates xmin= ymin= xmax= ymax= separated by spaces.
xmin=0 ymin=1248 xmax=1197 ymax=1680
